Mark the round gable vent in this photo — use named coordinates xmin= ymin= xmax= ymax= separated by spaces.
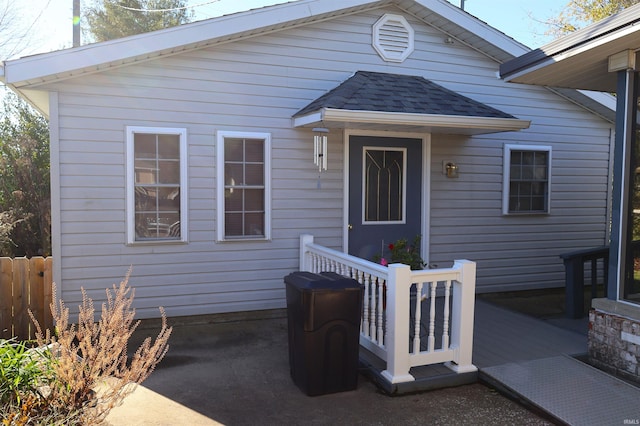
xmin=372 ymin=14 xmax=414 ymax=63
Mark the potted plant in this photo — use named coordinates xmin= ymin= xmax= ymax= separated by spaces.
xmin=374 ymin=235 xmax=426 ymax=270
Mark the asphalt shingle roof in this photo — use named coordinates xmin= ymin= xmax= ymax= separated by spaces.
xmin=294 ymin=71 xmax=516 ymax=119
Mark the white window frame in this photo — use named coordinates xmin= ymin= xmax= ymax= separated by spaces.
xmin=503 ymin=144 xmax=552 ymax=215
xmin=126 ymin=126 xmax=188 ymax=244
xmin=216 ymin=131 xmax=271 ymax=241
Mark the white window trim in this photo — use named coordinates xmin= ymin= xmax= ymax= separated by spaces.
xmin=502 ymin=144 xmax=552 ymax=215
xmin=216 ymin=131 xmax=272 ymax=241
xmin=126 ymin=126 xmax=188 ymax=244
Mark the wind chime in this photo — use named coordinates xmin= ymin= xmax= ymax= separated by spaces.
xmin=312 ymin=127 xmax=328 ymax=189
xmin=312 ymin=127 xmax=328 ymax=172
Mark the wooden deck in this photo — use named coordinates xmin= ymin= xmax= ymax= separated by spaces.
xmin=360 ymin=298 xmax=588 ymax=394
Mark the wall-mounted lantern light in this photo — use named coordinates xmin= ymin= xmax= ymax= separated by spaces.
xmin=313 ymin=127 xmax=328 ymax=171
xmin=443 ymin=161 xmax=459 ymax=178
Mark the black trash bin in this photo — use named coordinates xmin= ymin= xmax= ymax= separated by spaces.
xmin=284 ymin=271 xmax=364 ymax=396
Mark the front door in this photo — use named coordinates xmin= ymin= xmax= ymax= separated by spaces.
xmin=348 ymin=135 xmax=423 ymax=262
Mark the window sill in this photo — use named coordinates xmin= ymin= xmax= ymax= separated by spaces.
xmin=127 ymin=240 xmax=188 ymax=246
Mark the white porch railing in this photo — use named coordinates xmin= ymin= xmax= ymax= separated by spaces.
xmin=299 ymin=234 xmax=477 ymax=384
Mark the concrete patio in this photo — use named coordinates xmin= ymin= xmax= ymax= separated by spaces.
xmin=107 ymin=305 xmax=551 ymax=425
xmin=106 ymin=296 xmax=640 ymax=425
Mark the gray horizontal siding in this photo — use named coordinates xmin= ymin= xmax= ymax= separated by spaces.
xmin=46 ymin=5 xmax=612 ymax=317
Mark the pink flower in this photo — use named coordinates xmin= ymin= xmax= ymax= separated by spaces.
xmin=380 ymin=257 xmax=388 ymax=266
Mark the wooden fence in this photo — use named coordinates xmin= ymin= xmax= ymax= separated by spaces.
xmin=0 ymin=257 xmax=53 ymax=341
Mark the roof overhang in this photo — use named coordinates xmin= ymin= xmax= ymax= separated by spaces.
xmin=292 ymin=108 xmax=531 ymax=135
xmin=500 ymin=4 xmax=640 ymax=92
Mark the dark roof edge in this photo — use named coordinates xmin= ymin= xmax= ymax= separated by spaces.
xmin=499 ymin=3 xmax=640 ymax=79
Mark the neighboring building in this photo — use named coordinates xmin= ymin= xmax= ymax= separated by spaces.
xmin=0 ymin=0 xmax=615 ymax=319
xmin=501 ymin=3 xmax=640 ymax=384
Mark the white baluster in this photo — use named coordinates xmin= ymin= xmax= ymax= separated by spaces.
xmin=377 ymin=277 xmax=384 ymax=346
xmin=428 ymin=281 xmax=437 ymax=352
xmin=366 ymin=273 xmax=377 ymax=341
xmin=442 ymin=280 xmax=451 ymax=350
xmin=361 ymin=270 xmax=369 ymax=338
xmin=413 ymin=283 xmax=423 ymax=354
xmin=339 ymin=263 xmax=347 ymax=276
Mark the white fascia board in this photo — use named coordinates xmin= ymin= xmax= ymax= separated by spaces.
xmin=415 ymin=0 xmax=531 ymax=57
xmin=293 ymin=108 xmax=531 ymax=131
xmin=3 ymin=0 xmax=378 ymax=86
xmin=579 ymin=90 xmax=617 ymax=112
xmin=292 ymin=112 xmax=324 ymax=127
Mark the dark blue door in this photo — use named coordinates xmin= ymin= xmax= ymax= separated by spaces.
xmin=348 ymin=136 xmax=423 ymax=261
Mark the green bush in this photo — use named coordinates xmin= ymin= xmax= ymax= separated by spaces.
xmin=0 ymin=339 xmax=52 ymax=406
xmin=0 ymin=338 xmax=60 ymax=425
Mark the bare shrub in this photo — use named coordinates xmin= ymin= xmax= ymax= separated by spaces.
xmin=29 ymin=269 xmax=172 ymax=424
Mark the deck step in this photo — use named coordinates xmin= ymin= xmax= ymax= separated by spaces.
xmin=481 ymin=355 xmax=640 ymax=424
xmin=359 ymin=347 xmax=477 ymax=395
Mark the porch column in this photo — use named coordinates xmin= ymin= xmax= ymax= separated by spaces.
xmin=381 ymin=263 xmax=414 ymax=384
xmin=608 ymin=64 xmax=638 ymax=301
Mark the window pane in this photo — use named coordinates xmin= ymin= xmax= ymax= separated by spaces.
xmin=245 ymin=189 xmax=264 ymax=211
xmin=245 ymin=164 xmax=264 ymax=185
xmin=245 ymin=139 xmax=264 ymax=162
xmin=158 ymin=187 xmax=180 ymax=211
xmin=225 ymin=212 xmax=243 ymax=236
xmin=531 ymin=182 xmax=545 ymax=196
xmin=245 ymin=212 xmax=264 ymax=236
xmin=134 ymin=134 xmax=156 ymax=158
xmin=158 ymin=135 xmax=179 ymax=159
xmin=158 ymin=160 xmax=180 ymax=184
xmin=135 ymin=160 xmax=157 ymax=184
xmin=135 ymin=212 xmax=179 ymax=239
xmin=531 ymin=196 xmax=545 ymax=211
xmin=535 ymin=152 xmax=547 ymax=166
xmin=225 ymin=164 xmax=244 ymax=186
xmin=510 ymin=151 xmax=520 ymax=163
xmin=225 ymin=188 xmax=243 ymax=211
xmin=136 ymin=186 xmax=157 ymax=212
xmin=534 ymin=165 xmax=547 ymax=180
xmin=522 ymin=165 xmax=534 ymax=180
xmin=510 ymin=164 xmax=521 ymax=180
xmin=225 ymin=138 xmax=244 ymax=162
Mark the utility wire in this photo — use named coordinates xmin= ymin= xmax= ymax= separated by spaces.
xmin=23 ymin=0 xmax=52 ymax=34
xmin=112 ymin=0 xmax=220 ymax=13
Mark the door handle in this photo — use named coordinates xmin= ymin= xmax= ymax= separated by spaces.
xmin=348 ymin=224 xmax=353 ymax=230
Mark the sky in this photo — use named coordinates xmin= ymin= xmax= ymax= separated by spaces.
xmin=7 ymin=0 xmax=565 ymax=59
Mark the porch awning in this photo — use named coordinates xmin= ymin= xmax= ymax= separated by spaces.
xmin=500 ymin=4 xmax=640 ymax=92
xmin=292 ymin=71 xmax=530 ymax=135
